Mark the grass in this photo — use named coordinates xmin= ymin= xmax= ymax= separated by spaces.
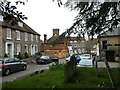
xmin=2 ymin=63 xmax=120 ymax=89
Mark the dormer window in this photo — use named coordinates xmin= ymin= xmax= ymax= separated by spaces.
xmin=18 ymin=22 xmax=23 ymax=27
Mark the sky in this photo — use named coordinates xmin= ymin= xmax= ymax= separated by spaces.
xmin=9 ymin=0 xmax=78 ymax=40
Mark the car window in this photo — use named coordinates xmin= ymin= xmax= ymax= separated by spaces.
xmin=41 ymin=56 xmax=50 ymax=59
xmin=5 ymin=58 xmax=15 ymax=63
xmin=0 ymin=60 xmax=3 ymax=64
xmin=14 ymin=58 xmax=20 ymax=62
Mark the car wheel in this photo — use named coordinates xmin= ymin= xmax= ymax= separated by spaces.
xmin=37 ymin=62 xmax=39 ymax=64
xmin=5 ymin=69 xmax=10 ymax=76
xmin=22 ymin=65 xmax=27 ymax=70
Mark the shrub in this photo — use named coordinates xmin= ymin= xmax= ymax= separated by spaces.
xmin=49 ymin=62 xmax=64 ymax=70
xmin=24 ymin=52 xmax=29 ymax=58
xmin=35 ymin=52 xmax=42 ymax=56
xmin=18 ymin=52 xmax=25 ymax=59
xmin=4 ymin=53 xmax=8 ymax=57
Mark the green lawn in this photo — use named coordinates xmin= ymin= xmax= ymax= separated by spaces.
xmin=2 ymin=63 xmax=120 ymax=89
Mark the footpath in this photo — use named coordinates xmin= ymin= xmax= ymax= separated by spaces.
xmin=98 ymin=61 xmax=120 ymax=68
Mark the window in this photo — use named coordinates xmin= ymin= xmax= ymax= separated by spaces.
xmin=16 ymin=30 xmax=21 ymax=40
xmin=36 ymin=35 xmax=38 ymax=42
xmin=6 ymin=28 xmax=11 ymax=39
xmin=35 ymin=45 xmax=38 ymax=52
xmin=0 ymin=15 xmax=3 ymax=21
xmin=24 ymin=32 xmax=28 ymax=41
xmin=31 ymin=34 xmax=33 ymax=41
xmin=18 ymin=22 xmax=23 ymax=27
xmin=17 ymin=44 xmax=21 ymax=55
xmin=102 ymin=41 xmax=107 ymax=49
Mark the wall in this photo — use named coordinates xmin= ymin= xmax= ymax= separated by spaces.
xmin=99 ymin=36 xmax=120 ymax=61
xmin=0 ymin=25 xmax=2 ymax=57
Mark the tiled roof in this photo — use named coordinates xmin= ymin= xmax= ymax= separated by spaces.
xmin=44 ymin=44 xmax=67 ymax=50
xmin=1 ymin=17 xmax=40 ymax=36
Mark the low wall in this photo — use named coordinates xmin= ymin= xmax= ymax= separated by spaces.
xmin=64 ymin=55 xmax=77 ymax=83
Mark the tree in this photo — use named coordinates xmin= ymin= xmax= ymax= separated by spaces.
xmin=0 ymin=0 xmax=27 ymax=25
xmin=54 ymin=0 xmax=120 ymax=39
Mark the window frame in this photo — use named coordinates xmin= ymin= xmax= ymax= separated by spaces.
xmin=16 ymin=30 xmax=21 ymax=40
xmin=31 ymin=34 xmax=33 ymax=41
xmin=24 ymin=32 xmax=28 ymax=41
xmin=17 ymin=44 xmax=21 ymax=55
xmin=6 ymin=28 xmax=12 ymax=39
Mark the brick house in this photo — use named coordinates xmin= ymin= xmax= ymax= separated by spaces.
xmin=67 ymin=37 xmax=97 ymax=55
xmin=0 ymin=14 xmax=41 ymax=58
xmin=99 ymin=26 xmax=120 ymax=61
xmin=41 ymin=28 xmax=97 ymax=58
xmin=41 ymin=29 xmax=68 ymax=58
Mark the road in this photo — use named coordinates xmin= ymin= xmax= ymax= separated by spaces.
xmin=0 ymin=63 xmax=49 ymax=83
xmin=0 ymin=58 xmax=66 ymax=84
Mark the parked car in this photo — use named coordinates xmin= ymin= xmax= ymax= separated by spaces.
xmin=78 ymin=54 xmax=93 ymax=66
xmin=66 ymin=55 xmax=81 ymax=63
xmin=0 ymin=58 xmax=27 ymax=76
xmin=36 ymin=55 xmax=52 ymax=64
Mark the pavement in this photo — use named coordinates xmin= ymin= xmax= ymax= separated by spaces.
xmin=97 ymin=61 xmax=120 ymax=68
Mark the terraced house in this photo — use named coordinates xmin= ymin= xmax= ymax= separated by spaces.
xmin=0 ymin=14 xmax=41 ymax=58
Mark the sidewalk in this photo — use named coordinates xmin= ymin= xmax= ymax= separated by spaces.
xmin=98 ymin=61 xmax=120 ymax=68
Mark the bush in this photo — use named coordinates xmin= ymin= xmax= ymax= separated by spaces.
xmin=4 ymin=53 xmax=8 ymax=57
xmin=25 ymin=52 xmax=29 ymax=58
xmin=49 ymin=62 xmax=64 ymax=70
xmin=18 ymin=52 xmax=25 ymax=59
xmin=35 ymin=52 xmax=42 ymax=56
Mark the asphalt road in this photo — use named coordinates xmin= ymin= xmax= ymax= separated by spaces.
xmin=0 ymin=58 xmax=65 ymax=84
xmin=0 ymin=63 xmax=49 ymax=83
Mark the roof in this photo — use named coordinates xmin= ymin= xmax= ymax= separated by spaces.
xmin=0 ymin=15 xmax=40 ymax=36
xmin=43 ymin=43 xmax=67 ymax=50
xmin=47 ymin=36 xmax=59 ymax=43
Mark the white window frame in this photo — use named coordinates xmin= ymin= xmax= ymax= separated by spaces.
xmin=31 ymin=34 xmax=33 ymax=41
xmin=18 ymin=22 xmax=23 ymax=27
xmin=16 ymin=30 xmax=21 ymax=40
xmin=6 ymin=28 xmax=11 ymax=39
xmin=0 ymin=15 xmax=3 ymax=21
xmin=35 ymin=45 xmax=38 ymax=52
xmin=17 ymin=44 xmax=21 ymax=55
xmin=36 ymin=35 xmax=38 ymax=42
xmin=24 ymin=32 xmax=28 ymax=41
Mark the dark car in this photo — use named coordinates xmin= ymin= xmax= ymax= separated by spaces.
xmin=0 ymin=58 xmax=27 ymax=76
xmin=36 ymin=55 xmax=52 ymax=64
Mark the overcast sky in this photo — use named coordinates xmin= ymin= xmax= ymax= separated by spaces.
xmin=9 ymin=0 xmax=78 ymax=40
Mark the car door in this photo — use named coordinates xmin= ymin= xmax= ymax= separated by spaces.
xmin=14 ymin=58 xmax=23 ymax=71
xmin=5 ymin=58 xmax=16 ymax=72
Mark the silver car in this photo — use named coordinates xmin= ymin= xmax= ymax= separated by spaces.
xmin=78 ymin=54 xmax=93 ymax=66
xmin=0 ymin=58 xmax=27 ymax=76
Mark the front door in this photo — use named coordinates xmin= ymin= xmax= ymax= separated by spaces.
xmin=106 ymin=50 xmax=115 ymax=61
xmin=6 ymin=42 xmax=14 ymax=57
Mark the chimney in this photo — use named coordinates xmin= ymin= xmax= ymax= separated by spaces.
xmin=44 ymin=34 xmax=47 ymax=43
xmin=53 ymin=28 xmax=59 ymax=36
